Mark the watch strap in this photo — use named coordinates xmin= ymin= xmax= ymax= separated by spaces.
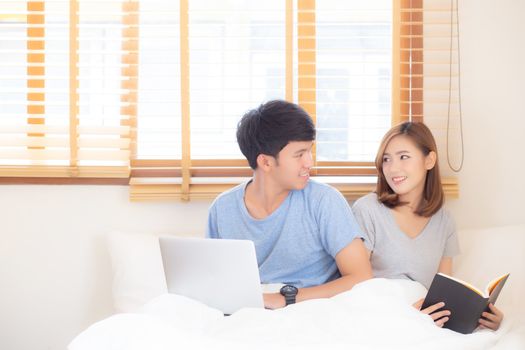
xmin=284 ymin=294 xmax=296 ymax=305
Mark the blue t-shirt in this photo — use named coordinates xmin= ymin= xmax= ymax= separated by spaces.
xmin=206 ymin=180 xmax=364 ymax=288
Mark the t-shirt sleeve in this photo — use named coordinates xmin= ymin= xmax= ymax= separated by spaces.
xmin=443 ymin=213 xmax=460 ymax=257
xmin=317 ymin=188 xmax=364 ymax=258
xmin=352 ymin=197 xmax=375 ymax=251
xmin=206 ymin=200 xmax=219 ymax=239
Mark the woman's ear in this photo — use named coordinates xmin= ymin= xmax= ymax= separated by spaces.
xmin=425 ymin=151 xmax=437 ymax=170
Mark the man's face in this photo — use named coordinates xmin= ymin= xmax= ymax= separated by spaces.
xmin=268 ymin=140 xmax=314 ymax=191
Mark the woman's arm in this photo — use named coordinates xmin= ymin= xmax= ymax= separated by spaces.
xmin=437 ymin=257 xmax=453 ymax=275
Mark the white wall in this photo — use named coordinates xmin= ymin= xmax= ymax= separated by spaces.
xmin=0 ymin=186 xmax=211 ymax=350
xmin=1 ymin=0 xmax=525 ymax=349
xmin=444 ymin=0 xmax=525 ymax=228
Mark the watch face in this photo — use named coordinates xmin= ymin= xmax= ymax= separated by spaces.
xmin=280 ymin=285 xmax=298 ymax=296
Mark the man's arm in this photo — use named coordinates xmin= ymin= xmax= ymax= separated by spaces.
xmin=264 ymin=238 xmax=372 ymax=309
xmin=206 ymin=202 xmax=219 ymax=238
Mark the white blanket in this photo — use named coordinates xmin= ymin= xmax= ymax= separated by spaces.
xmin=69 ymin=279 xmax=522 ymax=350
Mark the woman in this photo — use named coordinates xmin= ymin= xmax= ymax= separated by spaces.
xmin=353 ymin=121 xmax=503 ymax=330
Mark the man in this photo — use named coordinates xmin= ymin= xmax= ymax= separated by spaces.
xmin=207 ymin=100 xmax=372 ymax=309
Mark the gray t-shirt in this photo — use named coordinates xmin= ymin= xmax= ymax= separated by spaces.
xmin=352 ymin=193 xmax=460 ymax=289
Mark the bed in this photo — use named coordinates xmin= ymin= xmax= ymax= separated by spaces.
xmin=68 ymin=225 xmax=525 ymax=350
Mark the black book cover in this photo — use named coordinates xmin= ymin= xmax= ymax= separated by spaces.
xmin=421 ymin=273 xmax=509 ymax=334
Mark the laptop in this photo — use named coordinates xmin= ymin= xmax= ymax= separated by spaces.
xmin=159 ymin=236 xmax=264 ymax=314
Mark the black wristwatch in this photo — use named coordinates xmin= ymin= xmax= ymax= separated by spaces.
xmin=280 ymin=284 xmax=298 ymax=306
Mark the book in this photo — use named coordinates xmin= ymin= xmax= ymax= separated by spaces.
xmin=421 ymin=272 xmax=510 ymax=334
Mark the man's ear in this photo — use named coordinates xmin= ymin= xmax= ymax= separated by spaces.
xmin=256 ymin=154 xmax=273 ymax=172
xmin=425 ymin=151 xmax=437 ymax=170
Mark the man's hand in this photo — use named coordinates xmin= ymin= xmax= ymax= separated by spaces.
xmin=413 ymin=298 xmax=451 ymax=327
xmin=263 ymin=292 xmax=286 ymax=309
xmin=478 ymin=303 xmax=504 ymax=330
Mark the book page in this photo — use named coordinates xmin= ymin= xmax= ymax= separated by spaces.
xmin=437 ymin=273 xmax=484 ymax=297
xmin=486 ymin=273 xmax=510 ymax=295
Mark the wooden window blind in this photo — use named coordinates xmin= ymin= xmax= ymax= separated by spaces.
xmin=394 ymin=0 xmax=459 ymax=196
xmin=0 ymin=0 xmax=458 ymax=199
xmin=420 ymin=0 xmax=462 ymax=181
xmin=0 ymin=1 xmax=132 ymax=179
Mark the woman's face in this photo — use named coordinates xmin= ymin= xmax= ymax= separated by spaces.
xmin=381 ymin=135 xmax=436 ymax=203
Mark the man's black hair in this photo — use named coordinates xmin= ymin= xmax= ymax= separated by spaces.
xmin=236 ymin=100 xmax=316 ymax=169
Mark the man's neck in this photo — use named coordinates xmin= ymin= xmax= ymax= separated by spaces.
xmin=244 ymin=173 xmax=290 ymax=219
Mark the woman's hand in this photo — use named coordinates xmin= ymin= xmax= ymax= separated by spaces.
xmin=478 ymin=303 xmax=504 ymax=330
xmin=413 ymin=298 xmax=451 ymax=327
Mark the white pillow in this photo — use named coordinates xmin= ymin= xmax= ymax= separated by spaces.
xmin=107 ymin=231 xmax=168 ymax=313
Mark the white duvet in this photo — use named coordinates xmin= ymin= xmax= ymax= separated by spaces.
xmin=69 ymin=279 xmax=524 ymax=350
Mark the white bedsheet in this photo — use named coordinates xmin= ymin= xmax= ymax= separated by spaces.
xmin=69 ymin=278 xmax=523 ymax=350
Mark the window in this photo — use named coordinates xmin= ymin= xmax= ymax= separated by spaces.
xmin=315 ymin=0 xmax=392 ymax=162
xmin=0 ymin=0 xmax=459 ymax=199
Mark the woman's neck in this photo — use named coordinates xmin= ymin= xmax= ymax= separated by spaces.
xmin=398 ymin=187 xmax=424 ymax=212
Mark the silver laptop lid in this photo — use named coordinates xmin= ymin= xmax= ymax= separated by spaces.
xmin=159 ymin=236 xmax=264 ymax=314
